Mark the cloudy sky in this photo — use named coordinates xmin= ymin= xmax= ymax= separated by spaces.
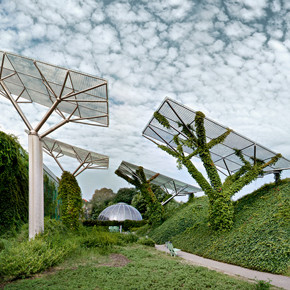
xmin=0 ymin=0 xmax=289 ymax=201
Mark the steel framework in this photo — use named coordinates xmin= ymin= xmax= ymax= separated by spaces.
xmin=117 ymin=161 xmax=201 ymax=205
xmin=0 ymin=51 xmax=109 ymax=239
xmin=143 ymin=98 xmax=290 ymax=176
xmin=42 ymin=136 xmax=109 ymax=176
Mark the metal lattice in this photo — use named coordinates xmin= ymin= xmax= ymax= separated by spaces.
xmin=42 ymin=136 xmax=109 ymax=176
xmin=143 ymin=98 xmax=290 ymax=175
xmin=0 ymin=51 xmax=109 ymax=135
xmin=117 ymin=161 xmax=201 ymax=205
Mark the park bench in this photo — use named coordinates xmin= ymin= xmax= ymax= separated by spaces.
xmin=166 ymin=241 xmax=180 ymax=257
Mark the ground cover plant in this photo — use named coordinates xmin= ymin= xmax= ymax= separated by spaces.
xmin=3 ymin=245 xmax=261 ymax=289
xmin=149 ymin=179 xmax=290 ymax=274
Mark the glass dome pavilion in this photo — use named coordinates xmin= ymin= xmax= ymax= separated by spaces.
xmin=98 ymin=202 xmax=142 ymax=221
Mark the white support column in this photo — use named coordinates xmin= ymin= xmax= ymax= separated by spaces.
xmin=28 ymin=131 xmax=44 ymax=239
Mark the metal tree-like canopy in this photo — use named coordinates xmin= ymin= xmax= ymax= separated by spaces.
xmin=0 ymin=50 xmax=109 ymax=239
xmin=117 ymin=161 xmax=201 ymax=205
xmin=143 ymin=98 xmax=290 ymax=176
xmin=42 ymin=136 xmax=109 ymax=176
xmin=0 ymin=50 xmax=108 ymax=135
xmin=98 ymin=202 xmax=142 ymax=221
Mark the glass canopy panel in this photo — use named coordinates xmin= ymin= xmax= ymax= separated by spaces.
xmin=167 ymin=98 xmax=196 ymax=125
xmin=42 ymin=136 xmax=109 ymax=167
xmin=7 ymin=54 xmax=40 ymax=77
xmin=118 ymin=161 xmax=201 ymax=195
xmin=143 ymin=98 xmax=290 ymax=174
xmin=0 ymin=51 xmax=109 ymax=126
xmin=35 ymin=62 xmax=68 ymax=84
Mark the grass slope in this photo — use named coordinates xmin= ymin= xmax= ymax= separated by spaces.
xmin=150 ymin=179 xmax=290 ymax=274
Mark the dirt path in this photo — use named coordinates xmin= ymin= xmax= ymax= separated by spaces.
xmin=155 ymin=244 xmax=290 ymax=290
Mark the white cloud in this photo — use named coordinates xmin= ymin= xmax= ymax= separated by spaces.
xmin=0 ymin=0 xmax=289 ymax=201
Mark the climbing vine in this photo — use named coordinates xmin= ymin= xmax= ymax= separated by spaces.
xmin=58 ymin=171 xmax=82 ymax=230
xmin=115 ymin=166 xmax=164 ymax=226
xmin=154 ymin=110 xmax=281 ymax=231
xmin=0 ymin=131 xmax=28 ymax=235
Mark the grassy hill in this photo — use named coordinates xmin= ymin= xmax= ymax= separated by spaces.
xmin=149 ymin=179 xmax=290 ymax=274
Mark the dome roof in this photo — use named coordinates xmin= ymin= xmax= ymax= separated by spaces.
xmin=98 ymin=202 xmax=142 ymax=221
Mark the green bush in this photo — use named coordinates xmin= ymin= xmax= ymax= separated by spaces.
xmin=80 ymin=231 xmax=119 ymax=248
xmin=80 ymin=226 xmax=138 ymax=248
xmin=0 ymin=219 xmax=141 ymax=283
xmin=0 ymin=236 xmax=77 ymax=281
xmin=137 ymin=237 xmax=156 ymax=247
xmin=83 ymin=219 xmax=146 ymax=231
xmin=117 ymin=233 xmax=138 ymax=244
xmin=0 ymin=239 xmax=10 ymax=252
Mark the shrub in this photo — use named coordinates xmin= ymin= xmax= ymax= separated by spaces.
xmin=0 ymin=236 xmax=77 ymax=281
xmin=117 ymin=233 xmax=138 ymax=244
xmin=137 ymin=237 xmax=156 ymax=247
xmin=83 ymin=219 xmax=147 ymax=231
xmin=0 ymin=239 xmax=10 ymax=252
xmin=80 ymin=231 xmax=119 ymax=248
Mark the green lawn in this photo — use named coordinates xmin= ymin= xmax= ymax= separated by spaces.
xmin=3 ymin=245 xmax=261 ymax=290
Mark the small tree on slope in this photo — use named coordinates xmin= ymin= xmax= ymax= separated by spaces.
xmin=154 ymin=111 xmax=281 ymax=231
xmin=115 ymin=166 xmax=164 ymax=226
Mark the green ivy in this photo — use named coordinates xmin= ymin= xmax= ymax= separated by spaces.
xmin=43 ymin=174 xmax=58 ymax=219
xmin=115 ymin=166 xmax=164 ymax=226
xmin=0 ymin=132 xmax=28 ymax=235
xmin=58 ymin=171 xmax=82 ymax=231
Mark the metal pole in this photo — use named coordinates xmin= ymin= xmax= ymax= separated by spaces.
xmin=28 ymin=131 xmax=44 ymax=239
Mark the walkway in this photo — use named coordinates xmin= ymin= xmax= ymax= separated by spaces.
xmin=155 ymin=244 xmax=290 ymax=290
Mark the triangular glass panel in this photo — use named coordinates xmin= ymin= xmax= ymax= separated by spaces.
xmin=36 ymin=61 xmax=67 ymax=85
xmin=7 ymin=53 xmax=39 ymax=77
xmin=2 ymin=54 xmax=15 ymax=71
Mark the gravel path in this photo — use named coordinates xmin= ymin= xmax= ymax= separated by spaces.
xmin=155 ymin=244 xmax=290 ymax=290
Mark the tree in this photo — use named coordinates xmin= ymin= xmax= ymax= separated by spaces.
xmin=113 ymin=187 xmax=138 ymax=204
xmin=131 ymin=192 xmax=147 ymax=215
xmin=151 ymin=184 xmax=171 ymax=203
xmin=115 ymin=166 xmax=164 ymax=226
xmin=154 ymin=111 xmax=281 ymax=231
xmin=90 ymin=188 xmax=115 ymax=219
xmin=91 ymin=188 xmax=115 ymax=204
xmin=0 ymin=132 xmax=28 ymax=235
xmin=58 ymin=171 xmax=82 ymax=230
xmin=131 ymin=184 xmax=174 ymax=220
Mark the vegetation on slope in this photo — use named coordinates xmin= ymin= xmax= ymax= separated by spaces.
xmin=149 ymin=179 xmax=290 ymax=274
